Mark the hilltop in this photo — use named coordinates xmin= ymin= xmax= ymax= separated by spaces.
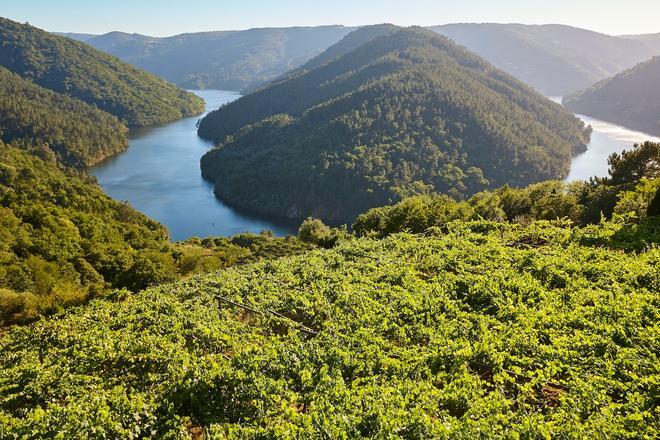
xmin=199 ymin=26 xmax=590 ymax=223
xmin=430 ymin=23 xmax=660 ymax=96
xmin=73 ymin=26 xmax=356 ymax=91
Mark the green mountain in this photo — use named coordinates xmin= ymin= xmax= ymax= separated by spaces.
xmin=1 ymin=216 xmax=657 ymax=438
xmin=564 ymin=56 xmax=660 ymax=136
xmin=431 ymin=24 xmax=660 ymax=96
xmin=76 ymin=26 xmax=356 ymax=91
xmin=0 ymin=67 xmax=128 ymax=167
xmin=199 ymin=27 xmax=590 ymax=223
xmin=0 ymin=17 xmax=204 ymax=127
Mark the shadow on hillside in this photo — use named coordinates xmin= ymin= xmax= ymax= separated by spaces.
xmin=579 ymin=217 xmax=660 ymax=252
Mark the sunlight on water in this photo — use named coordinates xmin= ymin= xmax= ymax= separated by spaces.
xmin=550 ymin=97 xmax=660 ymax=182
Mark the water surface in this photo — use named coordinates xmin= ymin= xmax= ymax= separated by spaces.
xmin=565 ymin=113 xmax=660 ymax=182
xmin=548 ymin=97 xmax=660 ymax=182
xmin=92 ymin=90 xmax=298 ymax=241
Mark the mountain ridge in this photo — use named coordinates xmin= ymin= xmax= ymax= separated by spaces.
xmin=199 ymin=26 xmax=590 ymax=223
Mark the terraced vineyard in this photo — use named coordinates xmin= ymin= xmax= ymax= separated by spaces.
xmin=1 ymin=219 xmax=657 ymax=438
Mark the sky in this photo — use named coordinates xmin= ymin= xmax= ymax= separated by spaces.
xmin=3 ymin=0 xmax=659 ymax=37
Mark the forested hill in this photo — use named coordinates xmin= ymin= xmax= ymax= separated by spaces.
xmin=199 ymin=26 xmax=591 ymax=223
xmin=71 ymin=26 xmax=356 ymax=91
xmin=0 ymin=67 xmax=128 ymax=167
xmin=0 ymin=17 xmax=204 ymax=127
xmin=564 ymin=56 xmax=660 ymax=136
xmin=430 ymin=23 xmax=660 ymax=96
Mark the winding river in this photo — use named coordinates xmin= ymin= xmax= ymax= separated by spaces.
xmin=92 ymin=90 xmax=660 ymax=241
xmin=92 ymin=90 xmax=298 ymax=241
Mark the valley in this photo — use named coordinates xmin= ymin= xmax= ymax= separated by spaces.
xmin=0 ymin=7 xmax=659 ymax=438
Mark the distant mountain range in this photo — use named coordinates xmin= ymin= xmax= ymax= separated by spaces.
xmin=58 ymin=24 xmax=660 ymax=96
xmin=198 ymin=26 xmax=590 ymax=223
xmin=565 ymin=55 xmax=660 ymax=136
xmin=430 ymin=24 xmax=660 ymax=96
xmin=59 ymin=27 xmax=356 ymax=91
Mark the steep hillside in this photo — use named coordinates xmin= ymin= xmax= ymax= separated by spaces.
xmin=0 ymin=17 xmax=204 ymax=127
xmin=0 ymin=67 xmax=127 ymax=167
xmin=80 ymin=26 xmax=355 ymax=91
xmin=431 ymin=23 xmax=660 ymax=96
xmin=0 ymin=218 xmax=657 ymax=438
xmin=199 ymin=27 xmax=590 ymax=223
xmin=0 ymin=140 xmax=315 ymax=325
xmin=564 ymin=56 xmax=660 ymax=136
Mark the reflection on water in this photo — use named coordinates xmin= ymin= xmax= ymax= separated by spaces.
xmin=92 ymin=90 xmax=299 ymax=241
xmin=550 ymin=96 xmax=660 ymax=182
xmin=565 ymin=114 xmax=660 ymax=182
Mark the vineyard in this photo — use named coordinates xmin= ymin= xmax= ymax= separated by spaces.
xmin=1 ymin=219 xmax=657 ymax=438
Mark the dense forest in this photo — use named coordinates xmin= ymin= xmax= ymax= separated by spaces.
xmin=564 ymin=56 xmax=660 ymax=136
xmin=430 ymin=24 xmax=660 ymax=96
xmin=0 ymin=17 xmax=204 ymax=127
xmin=0 ymin=67 xmax=128 ymax=167
xmin=66 ymin=26 xmax=356 ymax=91
xmin=199 ymin=27 xmax=591 ymax=223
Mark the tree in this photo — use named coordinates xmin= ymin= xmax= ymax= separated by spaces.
xmin=607 ymin=142 xmax=660 ymax=185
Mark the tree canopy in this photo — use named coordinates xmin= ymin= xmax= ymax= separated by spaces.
xmin=200 ymin=27 xmax=591 ymax=223
xmin=0 ymin=67 xmax=128 ymax=167
xmin=0 ymin=17 xmax=204 ymax=127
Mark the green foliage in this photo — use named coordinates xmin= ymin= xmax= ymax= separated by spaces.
xmin=607 ymin=141 xmax=660 ymax=185
xmin=200 ymin=27 xmax=590 ymax=223
xmin=614 ymin=179 xmax=660 ymax=220
xmin=0 ymin=17 xmax=204 ymax=127
xmin=0 ymin=220 xmax=657 ymax=437
xmin=565 ymin=56 xmax=660 ymax=136
xmin=0 ymin=142 xmax=313 ymax=325
xmin=648 ymin=187 xmax=660 ymax=217
xmin=298 ymin=218 xmax=344 ymax=248
xmin=0 ymin=66 xmax=128 ymax=167
xmin=355 ymin=143 xmax=660 ymax=238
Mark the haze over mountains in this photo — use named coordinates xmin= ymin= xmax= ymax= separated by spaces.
xmin=565 ymin=55 xmax=660 ymax=136
xmin=60 ymin=26 xmax=356 ymax=91
xmin=59 ymin=23 xmax=660 ymax=96
xmin=199 ymin=26 xmax=590 ymax=222
xmin=431 ymin=24 xmax=660 ymax=96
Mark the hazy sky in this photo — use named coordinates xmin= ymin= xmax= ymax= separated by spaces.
xmin=4 ymin=0 xmax=659 ymax=36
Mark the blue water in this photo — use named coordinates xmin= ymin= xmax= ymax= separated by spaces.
xmin=91 ymin=90 xmax=299 ymax=241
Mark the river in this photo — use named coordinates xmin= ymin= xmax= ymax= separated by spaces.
xmin=548 ymin=97 xmax=660 ymax=182
xmin=92 ymin=91 xmax=659 ymax=241
xmin=91 ymin=90 xmax=299 ymax=241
